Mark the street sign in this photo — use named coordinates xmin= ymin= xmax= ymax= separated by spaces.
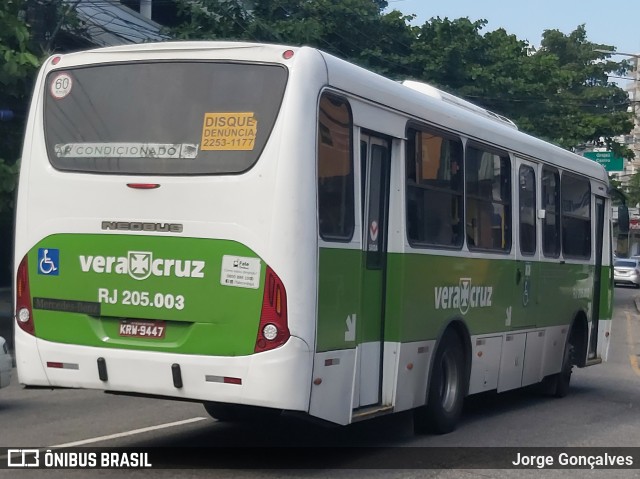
xmin=583 ymin=151 xmax=624 ymax=171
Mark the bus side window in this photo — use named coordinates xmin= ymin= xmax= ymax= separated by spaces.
xmin=405 ymin=127 xmax=463 ymax=248
xmin=519 ymin=165 xmax=537 ymax=255
xmin=542 ymin=166 xmax=561 ymax=257
xmin=561 ymin=174 xmax=591 ymax=259
xmin=465 ymin=145 xmax=511 ymax=251
xmin=317 ymin=94 xmax=354 ymax=241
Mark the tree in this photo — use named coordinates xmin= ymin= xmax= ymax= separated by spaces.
xmin=0 ymin=0 xmax=82 ymax=216
xmin=171 ymin=0 xmax=250 ymax=39
xmin=1 ymin=0 xmax=40 ymax=171
xmin=171 ymin=0 xmax=416 ymax=75
xmin=0 ymin=0 xmax=42 ymax=283
xmin=173 ymin=6 xmax=635 ymax=154
xmin=528 ymin=26 xmax=633 ymax=153
xmin=406 ymin=19 xmax=633 ymax=153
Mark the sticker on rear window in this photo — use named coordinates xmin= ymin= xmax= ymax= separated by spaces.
xmin=201 ymin=113 xmax=257 ymax=151
xmin=54 ymin=142 xmax=199 ymax=159
xmin=50 ymin=73 xmax=73 ymax=99
xmin=220 ymin=255 xmax=261 ymax=289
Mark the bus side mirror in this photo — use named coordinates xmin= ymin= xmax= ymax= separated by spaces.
xmin=618 ymin=205 xmax=630 ymax=234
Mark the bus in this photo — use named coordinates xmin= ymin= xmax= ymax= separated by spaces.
xmin=14 ymin=41 xmax=613 ymax=434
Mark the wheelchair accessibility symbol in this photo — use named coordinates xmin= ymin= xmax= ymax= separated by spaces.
xmin=38 ymin=248 xmax=59 ymax=276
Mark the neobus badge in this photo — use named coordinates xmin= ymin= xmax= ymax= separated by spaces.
xmin=79 ymin=251 xmax=205 ymax=281
xmin=101 ymin=221 xmax=183 ymax=233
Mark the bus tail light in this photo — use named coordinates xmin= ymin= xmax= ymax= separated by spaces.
xmin=16 ymin=256 xmax=35 ymax=335
xmin=255 ymin=266 xmax=289 ymax=353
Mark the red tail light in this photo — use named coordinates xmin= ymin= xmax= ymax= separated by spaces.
xmin=255 ymin=266 xmax=290 ymax=353
xmin=16 ymin=255 xmax=35 ymax=335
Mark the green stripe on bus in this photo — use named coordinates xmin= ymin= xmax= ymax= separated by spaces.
xmin=317 ymin=248 xmax=597 ymax=351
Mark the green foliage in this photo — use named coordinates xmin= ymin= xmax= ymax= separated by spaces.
xmin=169 ymin=4 xmax=634 ymax=154
xmin=0 ymin=0 xmax=33 ymax=285
xmin=0 ymin=0 xmax=40 ymax=94
xmin=525 ymin=26 xmax=633 ymax=150
xmin=0 ymin=159 xmax=19 ymax=216
xmin=1 ymin=0 xmax=40 ymax=124
xmin=171 ymin=0 xmax=250 ymax=39
xmin=0 ymin=0 xmax=41 ymax=225
xmin=170 ymin=0 xmax=417 ymax=74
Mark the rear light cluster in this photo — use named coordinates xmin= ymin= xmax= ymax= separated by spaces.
xmin=16 ymin=256 xmax=35 ymax=335
xmin=254 ymin=266 xmax=290 ymax=353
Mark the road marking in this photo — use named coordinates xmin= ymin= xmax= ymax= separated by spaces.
xmin=51 ymin=417 xmax=209 ymax=448
xmin=624 ymin=311 xmax=640 ymax=377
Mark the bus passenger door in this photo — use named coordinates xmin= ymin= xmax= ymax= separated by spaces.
xmin=354 ymin=133 xmax=390 ymax=409
xmin=509 ymin=158 xmax=545 ymax=389
xmin=513 ymin=157 xmax=539 ymax=330
xmin=589 ymin=196 xmax=605 ymax=360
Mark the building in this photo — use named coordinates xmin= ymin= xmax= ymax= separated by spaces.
xmin=72 ymin=0 xmax=169 ymax=47
xmin=33 ymin=0 xmax=171 ymax=51
xmin=625 ymin=55 xmax=640 ymax=180
xmin=610 ymin=54 xmax=640 ymax=191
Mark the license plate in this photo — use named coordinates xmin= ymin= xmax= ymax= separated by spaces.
xmin=118 ymin=320 xmax=166 ymax=339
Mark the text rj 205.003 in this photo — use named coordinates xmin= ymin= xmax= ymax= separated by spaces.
xmin=98 ymin=288 xmax=185 ymax=310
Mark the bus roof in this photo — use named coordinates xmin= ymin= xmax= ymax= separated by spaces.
xmin=318 ymin=50 xmax=610 ymax=184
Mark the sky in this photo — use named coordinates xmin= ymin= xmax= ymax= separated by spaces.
xmin=388 ymin=0 xmax=640 ymax=56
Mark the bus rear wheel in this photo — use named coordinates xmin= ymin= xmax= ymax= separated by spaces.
xmin=414 ymin=331 xmax=465 ymax=434
xmin=542 ymin=341 xmax=574 ymax=398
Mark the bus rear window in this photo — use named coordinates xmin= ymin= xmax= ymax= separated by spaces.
xmin=44 ymin=62 xmax=288 ymax=175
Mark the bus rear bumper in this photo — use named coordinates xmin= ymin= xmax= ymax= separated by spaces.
xmin=17 ymin=333 xmax=313 ymax=411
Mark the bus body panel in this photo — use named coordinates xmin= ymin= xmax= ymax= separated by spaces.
xmin=16 ymin=330 xmax=312 ymax=410
xmin=321 ymin=51 xmax=608 ymax=185
xmin=15 ymin=43 xmax=328 ymax=413
xmin=312 ymin=65 xmax=611 ymax=424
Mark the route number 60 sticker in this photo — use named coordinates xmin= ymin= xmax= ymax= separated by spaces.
xmin=51 ymin=73 xmax=73 ymax=99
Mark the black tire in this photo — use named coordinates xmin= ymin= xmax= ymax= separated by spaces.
xmin=553 ymin=342 xmax=574 ymax=398
xmin=414 ymin=331 xmax=465 ymax=434
xmin=541 ymin=341 xmax=574 ymax=398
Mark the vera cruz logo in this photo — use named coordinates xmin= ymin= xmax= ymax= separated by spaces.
xmin=434 ymin=277 xmax=493 ymax=315
xmin=79 ymin=251 xmax=205 ymax=280
xmin=128 ymin=251 xmax=152 ymax=280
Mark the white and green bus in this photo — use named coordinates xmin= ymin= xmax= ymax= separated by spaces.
xmin=15 ymin=41 xmax=613 ymax=433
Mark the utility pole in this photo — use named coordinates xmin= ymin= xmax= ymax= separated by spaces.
xmin=140 ymin=0 xmax=152 ymax=19
xmin=594 ymin=49 xmax=640 ymax=256
xmin=594 ymin=49 xmax=640 ymax=185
